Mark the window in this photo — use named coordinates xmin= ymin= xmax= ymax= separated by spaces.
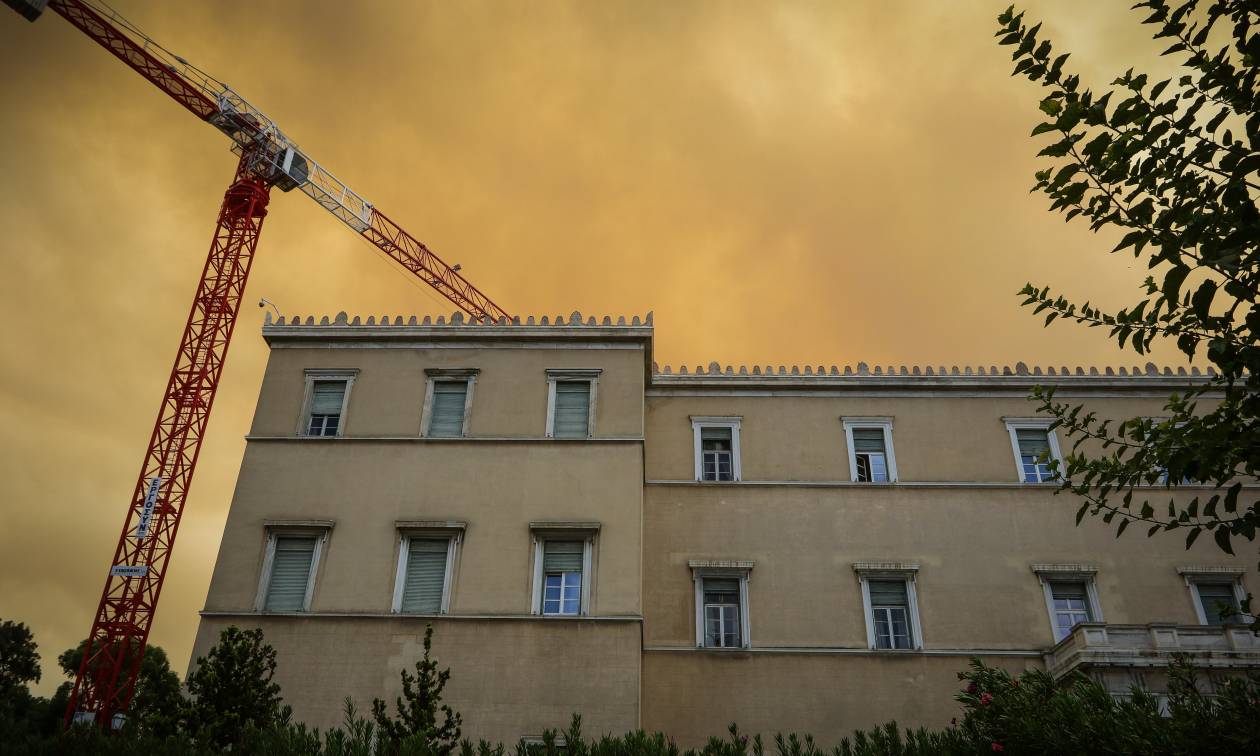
xmin=1180 ymin=568 xmax=1250 ymax=625
xmin=854 ymin=563 xmax=922 ymax=650
xmin=422 ymin=369 xmax=478 ymax=438
xmin=392 ymin=526 xmax=462 ymax=614
xmin=545 ymin=369 xmax=600 ymax=438
xmin=1049 ymin=581 xmax=1093 ymax=639
xmin=541 ymin=541 xmax=583 ymax=615
xmin=691 ymin=417 xmax=742 ymax=482
xmin=1193 ymin=582 xmax=1243 ymax=625
xmin=690 ymin=560 xmax=753 ymax=649
xmin=842 ymin=418 xmax=898 ymax=483
xmin=530 ymin=523 xmax=598 ymax=616
xmin=1004 ymin=419 xmax=1062 ymax=483
xmin=702 ymin=578 xmax=742 ymax=648
xmin=300 ymin=369 xmax=356 ymax=437
xmin=256 ymin=523 xmax=332 ymax=612
xmin=1033 ymin=565 xmax=1103 ymax=642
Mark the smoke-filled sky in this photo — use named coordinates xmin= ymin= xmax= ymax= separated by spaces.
xmin=0 ymin=1 xmax=1187 ymax=694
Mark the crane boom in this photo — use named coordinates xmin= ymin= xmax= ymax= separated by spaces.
xmin=3 ymin=0 xmax=514 ymax=730
xmin=48 ymin=0 xmax=512 ymax=322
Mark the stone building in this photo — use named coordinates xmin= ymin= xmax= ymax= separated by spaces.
xmin=190 ymin=312 xmax=1258 ymax=745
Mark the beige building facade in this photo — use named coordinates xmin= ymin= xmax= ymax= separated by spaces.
xmin=191 ymin=312 xmax=1258 ymax=745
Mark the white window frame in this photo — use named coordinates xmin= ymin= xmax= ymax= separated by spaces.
xmin=689 ymin=560 xmax=753 ymax=649
xmin=420 ymin=368 xmax=479 ymax=438
xmin=298 ymin=369 xmax=358 ymax=437
xmin=841 ymin=417 xmax=898 ymax=483
xmin=1178 ymin=567 xmax=1251 ymax=625
xmin=1003 ymin=418 xmax=1064 ymax=483
xmin=254 ymin=521 xmax=334 ymax=612
xmin=391 ymin=522 xmax=465 ymax=614
xmin=853 ymin=562 xmax=923 ymax=651
xmin=544 ymin=369 xmax=601 ymax=438
xmin=691 ymin=416 xmax=743 ymax=482
xmin=1032 ymin=564 xmax=1103 ymax=642
xmin=529 ymin=522 xmax=599 ymax=616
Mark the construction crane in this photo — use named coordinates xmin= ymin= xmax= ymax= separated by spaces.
xmin=3 ymin=0 xmax=513 ymax=731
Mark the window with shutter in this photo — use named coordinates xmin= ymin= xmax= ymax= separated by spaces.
xmin=551 ymin=381 xmax=591 ymax=438
xmin=868 ymin=579 xmax=913 ymax=649
xmin=700 ymin=427 xmax=734 ymax=481
xmin=400 ymin=538 xmax=450 ymax=613
xmin=307 ymin=380 xmax=347 ymax=436
xmin=541 ymin=540 xmax=584 ymax=615
xmin=264 ymin=536 xmax=317 ymax=611
xmin=852 ymin=428 xmax=889 ymax=482
xmin=427 ymin=380 xmax=469 ymax=438
xmin=1015 ymin=428 xmax=1055 ymax=482
xmin=1194 ymin=581 xmax=1242 ymax=625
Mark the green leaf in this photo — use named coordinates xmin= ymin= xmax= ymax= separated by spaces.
xmin=1161 ymin=265 xmax=1191 ymax=302
xmin=1039 ymin=97 xmax=1063 ymax=116
xmin=1213 ymin=527 xmax=1234 ymax=555
xmin=1186 ymin=527 xmax=1202 ymax=548
xmin=1191 ymin=279 xmax=1217 ymax=320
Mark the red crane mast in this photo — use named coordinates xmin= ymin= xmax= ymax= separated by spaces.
xmin=3 ymin=0 xmax=513 ymax=730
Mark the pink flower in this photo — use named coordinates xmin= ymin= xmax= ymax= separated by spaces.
xmin=979 ymin=692 xmax=994 ymax=706
xmin=991 ymin=743 xmax=1004 ymax=752
xmin=967 ymin=683 xmax=978 ymax=694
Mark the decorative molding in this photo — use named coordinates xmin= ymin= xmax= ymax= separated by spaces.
xmin=1032 ymin=563 xmax=1099 ymax=575
xmin=1177 ymin=566 xmax=1247 ymax=576
xmin=395 ymin=520 xmax=467 ymax=531
xmin=852 ymin=562 xmax=920 ymax=574
xmin=688 ymin=559 xmax=756 ymax=571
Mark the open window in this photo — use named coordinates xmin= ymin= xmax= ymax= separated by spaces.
xmin=1004 ymin=419 xmax=1063 ymax=483
xmin=842 ymin=418 xmax=898 ymax=483
xmin=300 ymin=369 xmax=357 ymax=437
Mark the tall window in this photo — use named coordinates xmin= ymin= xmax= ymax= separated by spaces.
xmin=307 ymin=380 xmax=347 ymax=437
xmin=701 ymin=427 xmax=734 ymax=481
xmin=1191 ymin=580 xmax=1244 ymax=625
xmin=690 ymin=561 xmax=753 ymax=649
xmin=843 ymin=419 xmax=898 ymax=483
xmin=692 ymin=417 xmax=742 ymax=482
xmin=855 ymin=563 xmax=922 ymax=651
xmin=428 ymin=381 xmax=469 ymax=437
xmin=541 ymin=541 xmax=584 ymax=615
xmin=702 ymin=578 xmax=742 ymax=648
xmin=1005 ymin=420 xmax=1062 ymax=483
xmin=261 ymin=535 xmax=320 ymax=612
xmin=398 ymin=537 xmax=452 ymax=614
xmin=545 ymin=369 xmax=600 ymax=438
xmin=552 ymin=382 xmax=592 ymax=438
xmin=1048 ymin=581 xmax=1093 ymax=639
xmin=1034 ymin=566 xmax=1102 ymax=643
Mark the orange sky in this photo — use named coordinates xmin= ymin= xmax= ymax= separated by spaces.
xmin=0 ymin=1 xmax=1189 ymax=695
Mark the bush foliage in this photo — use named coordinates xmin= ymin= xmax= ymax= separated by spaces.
xmin=3 ymin=612 xmax=1258 ymax=755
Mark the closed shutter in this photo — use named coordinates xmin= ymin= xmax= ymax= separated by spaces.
xmin=310 ymin=381 xmax=346 ymax=415
xmin=1016 ymin=428 xmax=1050 ymax=457
xmin=264 ymin=536 xmax=316 ymax=611
xmin=400 ymin=538 xmax=449 ymax=613
xmin=552 ymin=381 xmax=591 ymax=438
xmin=542 ymin=540 xmax=584 ymax=573
xmin=1050 ymin=581 xmax=1087 ymax=601
xmin=868 ymin=579 xmax=908 ymax=607
xmin=1196 ymin=582 xmax=1239 ymax=625
xmin=428 ymin=381 xmax=468 ymax=437
xmin=851 ymin=428 xmax=886 ymax=453
xmin=700 ymin=426 xmax=731 ymax=445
